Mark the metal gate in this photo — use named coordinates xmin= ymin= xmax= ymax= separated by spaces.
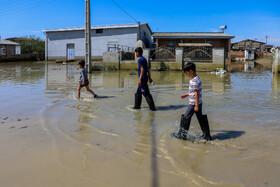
xmin=183 ymin=46 xmax=212 ymax=62
xmin=67 ymin=44 xmax=75 ymax=59
xmin=150 ymin=46 xmax=175 ymax=61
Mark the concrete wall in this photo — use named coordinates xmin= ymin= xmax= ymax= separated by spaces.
xmin=176 ymin=48 xmax=183 ymax=69
xmin=103 ymin=52 xmax=120 ymax=63
xmin=143 ymin=49 xmax=150 ymax=63
xmin=213 ymin=48 xmax=224 ymax=64
xmin=273 ymin=48 xmax=280 ymax=74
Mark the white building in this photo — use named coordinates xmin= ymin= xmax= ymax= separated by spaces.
xmin=43 ymin=23 xmax=152 ymax=60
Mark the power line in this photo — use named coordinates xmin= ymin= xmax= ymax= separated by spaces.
xmin=111 ymin=0 xmax=138 ymax=23
xmin=0 ymin=0 xmax=53 ymax=16
xmin=0 ymin=0 xmax=40 ymax=11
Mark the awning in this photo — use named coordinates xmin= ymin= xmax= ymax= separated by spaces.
xmin=178 ymin=43 xmax=213 ymax=47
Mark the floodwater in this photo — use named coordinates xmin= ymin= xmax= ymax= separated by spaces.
xmin=0 ymin=61 xmax=280 ymax=187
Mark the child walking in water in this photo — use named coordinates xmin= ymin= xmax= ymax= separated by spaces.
xmin=172 ymin=62 xmax=212 ymax=141
xmin=133 ymin=47 xmax=156 ymax=111
xmin=77 ymin=61 xmax=98 ymax=99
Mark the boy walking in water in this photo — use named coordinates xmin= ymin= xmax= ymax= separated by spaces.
xmin=77 ymin=61 xmax=98 ymax=99
xmin=172 ymin=62 xmax=212 ymax=141
xmin=133 ymin=47 xmax=156 ymax=111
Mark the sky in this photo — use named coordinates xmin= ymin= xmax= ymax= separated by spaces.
xmin=0 ymin=0 xmax=280 ymax=46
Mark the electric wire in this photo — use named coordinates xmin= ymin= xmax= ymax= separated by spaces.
xmin=111 ymin=0 xmax=138 ymax=23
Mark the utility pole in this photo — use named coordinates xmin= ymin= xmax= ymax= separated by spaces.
xmin=138 ymin=22 xmax=141 ymax=41
xmin=266 ymin=35 xmax=268 ymax=44
xmin=85 ymin=0 xmax=92 ymax=73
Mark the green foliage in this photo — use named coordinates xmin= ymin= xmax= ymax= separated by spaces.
xmin=16 ymin=35 xmax=45 ymax=54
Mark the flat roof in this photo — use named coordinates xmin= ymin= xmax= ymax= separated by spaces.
xmin=43 ymin=23 xmax=152 ymax=34
xmin=0 ymin=40 xmax=20 ymax=46
xmin=153 ymin=32 xmax=235 ymax=39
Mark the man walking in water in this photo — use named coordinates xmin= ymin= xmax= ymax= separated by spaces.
xmin=133 ymin=47 xmax=156 ymax=111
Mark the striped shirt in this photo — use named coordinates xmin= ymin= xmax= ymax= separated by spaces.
xmin=189 ymin=75 xmax=202 ymax=105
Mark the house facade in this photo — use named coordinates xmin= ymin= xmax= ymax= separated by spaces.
xmin=0 ymin=40 xmax=21 ymax=55
xmin=152 ymin=32 xmax=234 ymax=63
xmin=43 ymin=23 xmax=152 ymax=60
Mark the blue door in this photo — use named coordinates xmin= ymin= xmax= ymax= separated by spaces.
xmin=67 ymin=44 xmax=75 ymax=59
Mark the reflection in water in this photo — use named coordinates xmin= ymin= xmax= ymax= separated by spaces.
xmin=44 ymin=63 xmax=231 ymax=96
xmin=76 ymin=103 xmax=95 ymax=175
xmin=272 ymin=74 xmax=280 ymax=92
xmin=133 ymin=111 xmax=158 ymax=187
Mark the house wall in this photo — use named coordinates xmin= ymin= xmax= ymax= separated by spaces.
xmin=0 ymin=45 xmax=17 ymax=55
xmin=140 ymin=25 xmax=152 ymax=48
xmin=156 ymin=38 xmax=230 ymax=52
xmin=46 ymin=27 xmax=140 ymax=60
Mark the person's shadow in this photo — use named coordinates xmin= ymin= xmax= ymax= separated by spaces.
xmin=156 ymin=105 xmax=186 ymax=111
xmin=211 ymin=130 xmax=245 ymax=140
xmin=96 ymin=95 xmax=115 ymax=99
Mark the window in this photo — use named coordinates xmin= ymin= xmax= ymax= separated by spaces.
xmin=144 ymin=32 xmax=146 ymax=36
xmin=0 ymin=46 xmax=6 ymax=55
xmin=96 ymin=29 xmax=103 ymax=34
xmin=168 ymin=41 xmax=175 ymax=46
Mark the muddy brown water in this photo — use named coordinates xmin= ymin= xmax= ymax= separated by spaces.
xmin=0 ymin=61 xmax=280 ymax=187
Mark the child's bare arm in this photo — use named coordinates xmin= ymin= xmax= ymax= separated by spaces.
xmin=180 ymin=92 xmax=189 ymax=99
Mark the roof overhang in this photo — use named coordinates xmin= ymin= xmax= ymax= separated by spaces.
xmin=153 ymin=32 xmax=235 ymax=39
xmin=43 ymin=23 xmax=152 ymax=34
xmin=0 ymin=40 xmax=21 ymax=46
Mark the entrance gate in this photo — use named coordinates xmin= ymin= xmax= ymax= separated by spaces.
xmin=181 ymin=43 xmax=213 ymax=62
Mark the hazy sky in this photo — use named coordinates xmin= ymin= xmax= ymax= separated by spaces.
xmin=1 ymin=0 xmax=280 ymax=46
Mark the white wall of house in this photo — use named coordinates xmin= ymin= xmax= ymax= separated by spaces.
xmin=45 ymin=24 xmax=152 ymax=60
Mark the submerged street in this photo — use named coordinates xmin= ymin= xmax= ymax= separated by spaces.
xmin=0 ymin=61 xmax=279 ymax=187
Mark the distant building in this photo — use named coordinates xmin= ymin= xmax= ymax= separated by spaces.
xmin=264 ymin=44 xmax=274 ymax=53
xmin=43 ymin=23 xmax=152 ymax=60
xmin=0 ymin=40 xmax=21 ymax=55
xmin=153 ymin=32 xmax=234 ymax=62
xmin=231 ymin=39 xmax=266 ymax=52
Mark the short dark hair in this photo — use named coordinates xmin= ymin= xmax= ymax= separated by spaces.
xmin=135 ymin=47 xmax=143 ymax=56
xmin=78 ymin=60 xmax=85 ymax=67
xmin=184 ymin=62 xmax=196 ymax=72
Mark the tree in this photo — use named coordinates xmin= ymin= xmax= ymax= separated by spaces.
xmin=14 ymin=35 xmax=45 ymax=54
